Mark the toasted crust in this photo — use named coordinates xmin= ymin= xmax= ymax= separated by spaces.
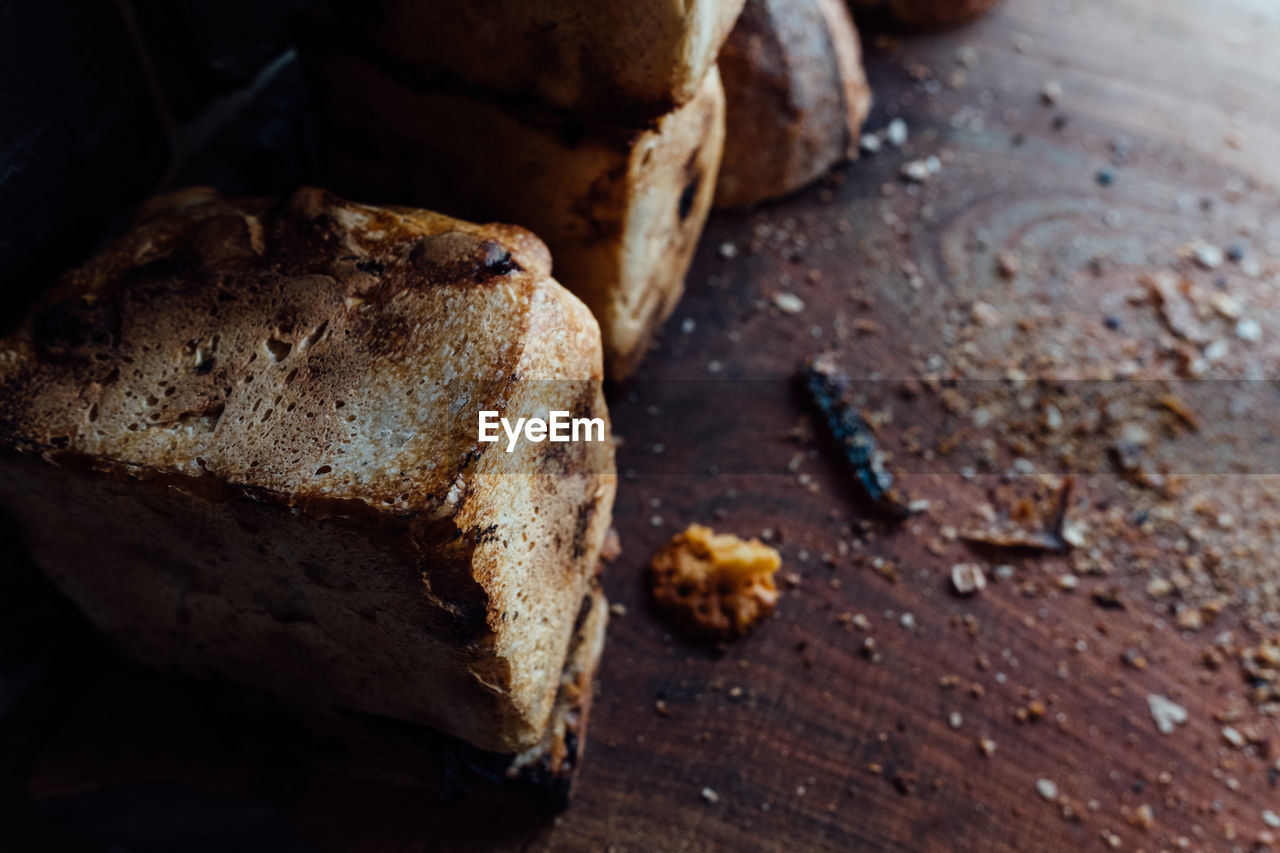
xmin=714 ymin=0 xmax=872 ymax=209
xmin=299 ymin=27 xmax=726 ymax=379
xmin=318 ymin=0 xmax=745 ymax=121
xmin=503 ymin=580 xmax=608 ymax=804
xmin=300 ymin=581 xmax=609 ymax=808
xmin=0 ymin=187 xmax=616 ymax=755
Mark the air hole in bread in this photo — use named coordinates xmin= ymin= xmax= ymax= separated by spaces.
xmin=302 ymin=320 xmax=329 ymax=350
xmin=87 ymin=404 xmax=99 ymax=423
xmin=176 ymin=408 xmax=222 ymax=434
xmin=315 ymin=465 xmax=332 ymax=476
xmin=265 ymin=337 xmax=292 ymax=362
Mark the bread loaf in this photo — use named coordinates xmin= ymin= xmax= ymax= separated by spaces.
xmin=317 ymin=0 xmax=745 ymax=120
xmin=299 ymin=28 xmax=726 ymax=379
xmin=715 ymin=0 xmax=872 ymax=208
xmin=0 ymin=186 xmax=616 ymax=757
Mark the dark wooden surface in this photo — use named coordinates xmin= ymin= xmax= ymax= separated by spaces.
xmin=15 ymin=0 xmax=1280 ymax=850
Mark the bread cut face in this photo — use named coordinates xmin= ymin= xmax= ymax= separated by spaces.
xmin=318 ymin=0 xmax=745 ymax=120
xmin=0 ymin=187 xmax=617 ymax=755
xmin=715 ymin=0 xmax=872 ymax=209
xmin=300 ymin=29 xmax=726 ymax=379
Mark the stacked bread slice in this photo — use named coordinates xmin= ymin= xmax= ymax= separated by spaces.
xmin=299 ymin=1 xmax=745 ymax=379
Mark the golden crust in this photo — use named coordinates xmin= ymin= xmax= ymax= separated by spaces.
xmin=3 ymin=186 xmax=560 ymax=511
xmin=0 ymin=187 xmax=616 ymax=755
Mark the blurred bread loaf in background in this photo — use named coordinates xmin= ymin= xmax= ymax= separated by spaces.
xmin=300 ymin=3 xmax=741 ymax=379
xmin=315 ymin=0 xmax=746 ymax=120
xmin=715 ymin=0 xmax=872 ymax=209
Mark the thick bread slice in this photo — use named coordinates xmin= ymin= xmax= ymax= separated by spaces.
xmin=0 ymin=186 xmax=617 ymax=756
xmin=299 ymin=30 xmax=726 ymax=379
xmin=318 ymin=0 xmax=745 ymax=121
xmin=715 ymin=0 xmax=872 ymax=209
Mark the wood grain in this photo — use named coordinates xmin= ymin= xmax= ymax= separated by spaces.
xmin=20 ymin=0 xmax=1280 ymax=850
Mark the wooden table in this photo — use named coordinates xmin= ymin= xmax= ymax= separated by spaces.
xmin=18 ymin=0 xmax=1280 ymax=850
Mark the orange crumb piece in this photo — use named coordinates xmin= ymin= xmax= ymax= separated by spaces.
xmin=650 ymin=524 xmax=782 ymax=640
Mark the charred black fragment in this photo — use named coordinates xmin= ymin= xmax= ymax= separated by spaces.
xmin=802 ymin=354 xmax=910 ymax=521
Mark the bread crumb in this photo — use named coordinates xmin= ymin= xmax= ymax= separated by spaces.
xmin=1130 ymin=803 xmax=1154 ymax=831
xmin=650 ymin=524 xmax=782 ymax=640
xmin=951 ymin=563 xmax=987 ymax=595
xmin=901 ymin=156 xmax=941 ymax=183
xmin=774 ymin=292 xmax=806 ymax=314
xmin=886 ymin=118 xmax=908 ymax=147
xmin=1147 ymin=694 xmax=1188 ymax=734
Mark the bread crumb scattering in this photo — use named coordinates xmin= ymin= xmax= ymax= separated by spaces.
xmin=650 ymin=524 xmax=782 ymax=640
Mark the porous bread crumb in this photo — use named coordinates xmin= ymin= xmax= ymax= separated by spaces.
xmin=650 ymin=524 xmax=782 ymax=640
